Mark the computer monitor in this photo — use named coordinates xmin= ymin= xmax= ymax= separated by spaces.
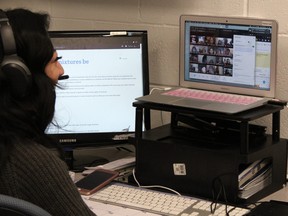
xmin=46 ymin=30 xmax=150 ymax=148
xmin=179 ymin=15 xmax=278 ymax=98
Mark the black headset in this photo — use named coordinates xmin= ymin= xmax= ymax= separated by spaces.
xmin=0 ymin=9 xmax=31 ymax=98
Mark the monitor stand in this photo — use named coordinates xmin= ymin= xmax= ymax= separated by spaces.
xmin=64 ymin=148 xmax=109 ymax=172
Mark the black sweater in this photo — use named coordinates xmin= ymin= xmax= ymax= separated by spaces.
xmin=0 ymin=141 xmax=96 ymax=216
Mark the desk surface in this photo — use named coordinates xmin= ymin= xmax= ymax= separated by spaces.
xmin=261 ymin=184 xmax=288 ymax=202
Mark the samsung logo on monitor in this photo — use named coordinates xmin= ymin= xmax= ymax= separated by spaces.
xmin=59 ymin=139 xmax=77 ymax=143
xmin=113 ymin=134 xmax=134 ymax=140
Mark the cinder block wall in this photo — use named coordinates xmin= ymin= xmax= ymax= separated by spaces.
xmin=1 ymin=0 xmax=288 ymax=138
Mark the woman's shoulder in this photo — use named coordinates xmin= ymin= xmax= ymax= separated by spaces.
xmin=10 ymin=140 xmax=67 ymax=172
xmin=13 ymin=140 xmax=59 ymax=157
xmin=4 ymin=141 xmax=95 ymax=215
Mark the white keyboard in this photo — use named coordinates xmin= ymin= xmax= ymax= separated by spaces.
xmin=89 ymin=183 xmax=250 ymax=216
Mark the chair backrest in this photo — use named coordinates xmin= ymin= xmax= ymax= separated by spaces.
xmin=0 ymin=194 xmax=52 ymax=216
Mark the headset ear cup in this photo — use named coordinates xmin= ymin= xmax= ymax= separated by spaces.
xmin=0 ymin=10 xmax=32 ymax=98
xmin=1 ymin=55 xmax=32 ymax=98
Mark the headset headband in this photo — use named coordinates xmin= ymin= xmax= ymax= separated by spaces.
xmin=0 ymin=10 xmax=17 ymax=56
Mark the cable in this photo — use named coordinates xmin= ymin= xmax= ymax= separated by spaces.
xmin=211 ymin=172 xmax=240 ymax=216
xmin=132 ymin=168 xmax=181 ymax=196
xmin=149 ymin=87 xmax=172 ymax=126
xmin=149 ymin=87 xmax=171 ymax=95
xmin=211 ymin=177 xmax=231 ymax=215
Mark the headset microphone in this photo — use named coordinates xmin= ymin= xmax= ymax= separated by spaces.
xmin=58 ymin=75 xmax=69 ymax=80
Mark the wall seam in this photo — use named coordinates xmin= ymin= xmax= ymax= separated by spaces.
xmin=244 ymin=0 xmax=249 ymax=16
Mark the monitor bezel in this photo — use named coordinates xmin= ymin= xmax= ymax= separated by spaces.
xmin=47 ymin=30 xmax=150 ymax=148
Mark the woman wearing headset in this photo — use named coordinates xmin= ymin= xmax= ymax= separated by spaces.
xmin=0 ymin=8 xmax=95 ymax=216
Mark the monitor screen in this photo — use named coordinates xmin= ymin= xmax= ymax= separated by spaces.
xmin=46 ymin=30 xmax=150 ymax=147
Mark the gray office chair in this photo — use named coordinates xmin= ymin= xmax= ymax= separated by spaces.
xmin=0 ymin=194 xmax=52 ymax=216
